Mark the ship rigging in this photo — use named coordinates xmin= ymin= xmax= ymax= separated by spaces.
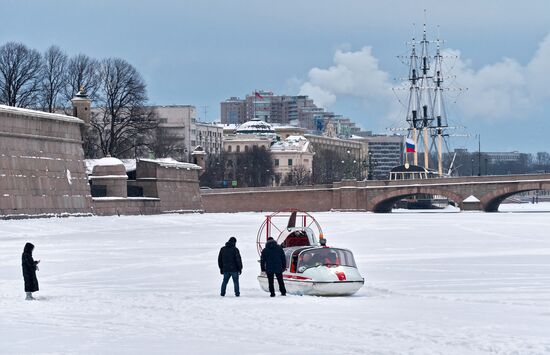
xmin=394 ymin=21 xmax=463 ymax=177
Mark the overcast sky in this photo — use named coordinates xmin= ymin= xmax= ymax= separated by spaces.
xmin=1 ymin=0 xmax=549 ymax=153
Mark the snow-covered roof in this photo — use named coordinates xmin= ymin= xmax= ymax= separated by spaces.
xmin=94 ymin=157 xmax=124 ymax=167
xmin=272 ymin=124 xmax=306 ymax=130
xmin=270 ymin=135 xmax=311 ymax=152
xmin=140 ymin=158 xmax=202 ymax=170
xmin=0 ymin=104 xmax=83 ymax=124
xmin=236 ymin=119 xmax=275 ymax=135
xmin=218 ymin=123 xmax=237 ymax=129
xmin=86 ymin=158 xmax=201 ymax=175
xmin=463 ymin=195 xmax=480 ymax=203
xmin=85 ymin=159 xmax=136 ymax=175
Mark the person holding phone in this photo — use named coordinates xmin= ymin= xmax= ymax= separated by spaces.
xmin=22 ymin=242 xmax=40 ymax=300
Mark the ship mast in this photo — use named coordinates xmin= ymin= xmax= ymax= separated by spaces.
xmin=405 ymin=39 xmax=421 ymax=166
xmin=418 ymin=22 xmax=434 ymax=169
xmin=432 ymin=35 xmax=448 ymax=177
xmin=397 ymin=18 xmax=460 ymax=177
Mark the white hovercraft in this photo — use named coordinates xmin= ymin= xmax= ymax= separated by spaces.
xmin=256 ymin=210 xmax=364 ymax=296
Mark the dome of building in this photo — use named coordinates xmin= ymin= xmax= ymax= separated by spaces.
xmin=235 ymin=119 xmax=275 ymax=135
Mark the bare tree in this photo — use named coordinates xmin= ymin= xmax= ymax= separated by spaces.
xmin=536 ymin=152 xmax=550 ymax=166
xmin=40 ymin=46 xmax=68 ymax=112
xmin=0 ymin=42 xmax=42 ymax=107
xmin=63 ymin=53 xmax=100 ymax=104
xmin=226 ymin=146 xmax=275 ymax=187
xmin=89 ymin=58 xmax=157 ymax=158
xmin=283 ymin=165 xmax=312 ymax=186
xmin=146 ymin=126 xmax=185 ymax=159
xmin=199 ymin=154 xmax=228 ymax=188
xmin=312 ymin=148 xmax=345 ymax=183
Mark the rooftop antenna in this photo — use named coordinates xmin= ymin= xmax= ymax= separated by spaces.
xmin=200 ymin=105 xmax=209 ymax=122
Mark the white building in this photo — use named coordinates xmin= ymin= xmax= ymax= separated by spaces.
xmin=270 ymin=135 xmax=314 ymax=179
xmin=222 ymin=119 xmax=313 ymax=184
xmin=195 ymin=122 xmax=223 ymax=156
xmin=222 ymin=119 xmax=276 ymax=153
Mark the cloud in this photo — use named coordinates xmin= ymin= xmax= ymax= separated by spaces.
xmin=299 ymin=82 xmax=336 ymax=108
xmin=298 ymin=46 xmax=392 ymax=109
xmin=450 ymin=51 xmax=531 ymax=120
xmin=298 ymin=34 xmax=550 ymax=123
xmin=527 ymin=33 xmax=550 ymax=100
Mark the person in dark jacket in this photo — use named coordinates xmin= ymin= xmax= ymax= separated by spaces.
xmin=260 ymin=237 xmax=287 ymax=297
xmin=218 ymin=237 xmax=243 ymax=297
xmin=22 ymin=242 xmax=40 ymax=300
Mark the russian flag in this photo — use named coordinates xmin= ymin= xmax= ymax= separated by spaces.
xmin=406 ymin=138 xmax=416 ymax=153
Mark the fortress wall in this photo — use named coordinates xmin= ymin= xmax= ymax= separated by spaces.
xmin=201 ymin=186 xmax=334 ymax=213
xmin=0 ymin=105 xmax=92 ymax=217
xmin=91 ymin=198 xmax=161 ymax=216
xmin=135 ymin=160 xmax=203 ymax=212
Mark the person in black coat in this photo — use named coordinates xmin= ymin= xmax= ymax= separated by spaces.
xmin=22 ymin=242 xmax=40 ymax=300
xmin=218 ymin=237 xmax=243 ymax=297
xmin=260 ymin=237 xmax=287 ymax=297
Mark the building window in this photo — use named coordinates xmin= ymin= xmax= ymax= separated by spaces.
xmin=274 ymin=159 xmax=279 ymax=166
xmin=245 ymin=145 xmax=249 ymax=152
xmin=237 ymin=145 xmax=241 ymax=152
xmin=228 ymin=145 xmax=232 ymax=152
xmin=288 ymin=159 xmax=293 ymax=166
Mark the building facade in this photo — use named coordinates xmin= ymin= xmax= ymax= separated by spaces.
xmin=195 ymin=122 xmax=223 ymax=156
xmin=220 ymin=91 xmax=361 ymax=138
xmin=304 ymin=134 xmax=365 ymax=162
xmin=155 ymin=105 xmax=195 ymax=161
xmin=270 ymin=136 xmax=314 ymax=182
xmin=220 ymin=97 xmax=246 ymax=125
xmin=222 ymin=119 xmax=276 ymax=153
xmin=484 ymin=151 xmax=521 ymax=163
xmin=154 ymin=105 xmax=222 ymax=162
xmin=352 ymin=135 xmax=404 ymax=179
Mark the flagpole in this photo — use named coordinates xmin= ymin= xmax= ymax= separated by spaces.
xmin=412 ymin=128 xmax=418 ymax=165
xmin=404 ymin=136 xmax=409 ymax=164
xmin=423 ymin=127 xmax=429 ymax=169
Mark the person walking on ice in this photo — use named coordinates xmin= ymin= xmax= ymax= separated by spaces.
xmin=260 ymin=237 xmax=287 ymax=297
xmin=218 ymin=237 xmax=242 ymax=297
xmin=22 ymin=242 xmax=40 ymax=300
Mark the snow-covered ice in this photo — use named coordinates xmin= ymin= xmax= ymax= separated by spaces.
xmin=1 ymin=205 xmax=550 ymax=354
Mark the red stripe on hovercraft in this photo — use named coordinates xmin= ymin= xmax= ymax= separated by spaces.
xmin=283 ymin=274 xmax=312 ymax=280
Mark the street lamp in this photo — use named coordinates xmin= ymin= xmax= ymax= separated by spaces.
xmin=368 ymin=152 xmax=373 ymax=180
xmin=345 ymin=150 xmax=351 ymax=179
xmin=471 ymin=158 xmax=474 ymax=176
xmin=477 ymin=134 xmax=481 ymax=176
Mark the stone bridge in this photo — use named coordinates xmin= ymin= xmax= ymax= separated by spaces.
xmin=201 ymin=173 xmax=550 ymax=213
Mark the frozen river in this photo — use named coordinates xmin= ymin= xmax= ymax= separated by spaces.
xmin=1 ymin=205 xmax=550 ymax=354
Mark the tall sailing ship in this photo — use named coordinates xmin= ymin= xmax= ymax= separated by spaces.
xmin=390 ymin=21 xmax=459 ymax=181
xmin=389 ymin=22 xmax=462 ymax=208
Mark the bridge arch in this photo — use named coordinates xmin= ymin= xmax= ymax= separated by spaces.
xmin=480 ymin=182 xmax=550 ymax=212
xmin=369 ymin=186 xmax=464 ymax=213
